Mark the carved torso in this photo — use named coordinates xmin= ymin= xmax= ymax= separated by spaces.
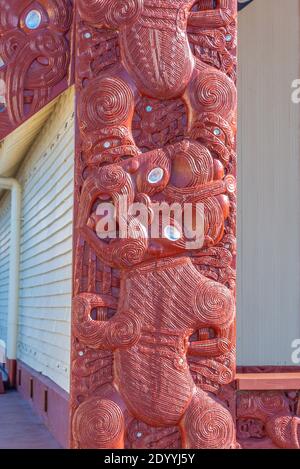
xmin=72 ymin=0 xmax=238 ymax=450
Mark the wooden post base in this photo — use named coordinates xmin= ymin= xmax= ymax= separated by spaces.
xmin=6 ymin=359 xmax=17 ymax=389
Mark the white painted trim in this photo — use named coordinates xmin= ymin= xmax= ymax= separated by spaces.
xmin=0 ymin=178 xmax=21 ymax=360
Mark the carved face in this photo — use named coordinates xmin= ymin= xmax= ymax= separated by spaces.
xmin=78 ymin=140 xmax=230 ymax=269
xmin=0 ymin=0 xmax=71 ymax=131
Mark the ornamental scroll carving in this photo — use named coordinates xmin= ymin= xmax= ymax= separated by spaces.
xmin=237 ymin=391 xmax=300 ymax=449
xmin=71 ymin=0 xmax=237 ymax=449
xmin=0 ymin=0 xmax=73 ymax=140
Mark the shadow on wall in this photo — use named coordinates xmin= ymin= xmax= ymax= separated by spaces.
xmin=0 ymin=339 xmax=5 ymax=364
xmin=238 ymin=0 xmax=254 ymax=12
xmin=0 ymin=340 xmax=8 ymax=391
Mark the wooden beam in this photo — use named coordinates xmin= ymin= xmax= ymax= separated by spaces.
xmin=236 ymin=373 xmax=300 ymax=391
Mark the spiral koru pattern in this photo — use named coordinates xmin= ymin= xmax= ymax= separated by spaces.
xmin=112 ymin=238 xmax=148 ymax=268
xmin=224 ymin=174 xmax=236 ymax=194
xmin=73 ymin=294 xmax=115 ymax=349
xmin=77 ymin=0 xmax=109 ymax=24
xmin=267 ymin=416 xmax=300 ymax=449
xmin=257 ymin=392 xmax=287 ymax=415
xmin=188 ymin=405 xmax=234 ymax=449
xmin=192 ymin=70 xmax=236 ymax=119
xmin=218 ymin=366 xmax=234 ymax=385
xmin=98 ymin=165 xmax=130 ymax=193
xmin=106 ymin=0 xmax=144 ymax=28
xmin=107 ymin=313 xmax=141 ymax=348
xmin=72 ymin=397 xmax=124 ymax=449
xmin=80 ymin=77 xmax=134 ymax=129
xmin=194 ymin=278 xmax=234 ymax=327
xmin=78 ymin=0 xmax=143 ymax=28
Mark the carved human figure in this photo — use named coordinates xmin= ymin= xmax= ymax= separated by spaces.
xmin=72 ymin=143 xmax=236 ymax=447
xmin=72 ymin=0 xmax=237 ymax=449
xmin=77 ymin=0 xmax=237 ymax=167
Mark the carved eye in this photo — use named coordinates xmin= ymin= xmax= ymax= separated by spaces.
xmin=147 ymin=167 xmax=164 ymax=184
xmin=213 ymin=127 xmax=222 ymax=136
xmin=164 ymin=225 xmax=181 ymax=242
xmin=25 ymin=9 xmax=42 ymax=29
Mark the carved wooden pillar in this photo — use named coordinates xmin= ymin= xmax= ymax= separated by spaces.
xmin=0 ymin=0 xmax=73 ymax=140
xmin=71 ymin=0 xmax=237 ymax=449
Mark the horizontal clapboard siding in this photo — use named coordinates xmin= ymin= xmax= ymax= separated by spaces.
xmin=0 ymin=194 xmax=10 ymax=346
xmin=238 ymin=0 xmax=300 ymax=365
xmin=17 ymin=88 xmax=74 ymax=391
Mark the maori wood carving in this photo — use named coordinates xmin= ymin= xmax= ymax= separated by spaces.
xmin=237 ymin=390 xmax=300 ymax=449
xmin=236 ymin=367 xmax=300 ymax=449
xmin=72 ymin=0 xmax=237 ymax=449
xmin=0 ymin=0 xmax=73 ymax=140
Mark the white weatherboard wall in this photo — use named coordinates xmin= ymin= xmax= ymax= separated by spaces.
xmin=238 ymin=0 xmax=300 ymax=365
xmin=16 ymin=88 xmax=74 ymax=391
xmin=0 ymin=193 xmax=10 ymax=346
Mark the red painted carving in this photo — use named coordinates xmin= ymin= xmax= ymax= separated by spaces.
xmin=71 ymin=0 xmax=237 ymax=449
xmin=0 ymin=0 xmax=73 ymax=140
xmin=237 ymin=391 xmax=300 ymax=449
